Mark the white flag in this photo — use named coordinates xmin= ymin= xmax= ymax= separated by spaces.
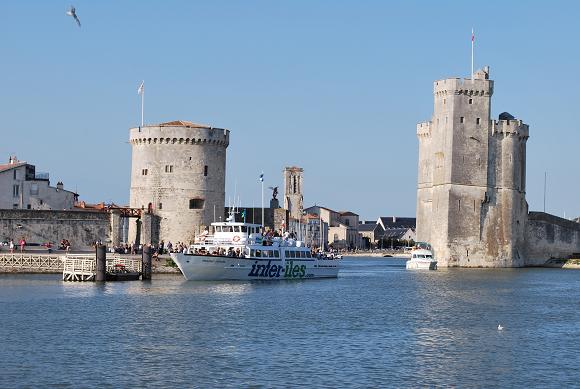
xmin=138 ymin=81 xmax=144 ymax=95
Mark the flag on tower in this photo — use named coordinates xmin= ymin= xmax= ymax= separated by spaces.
xmin=472 ymin=28 xmax=474 ymax=42
xmin=138 ymin=81 xmax=144 ymax=95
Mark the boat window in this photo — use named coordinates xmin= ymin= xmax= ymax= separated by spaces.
xmin=426 ymin=255 xmax=433 ymax=258
xmin=285 ymin=250 xmax=290 ymax=257
xmin=215 ymin=226 xmax=222 ymax=232
xmin=256 ymin=250 xmax=262 ymax=257
xmin=306 ymin=252 xmax=312 ymax=258
xmin=223 ymin=226 xmax=232 ymax=232
xmin=273 ymin=250 xmax=279 ymax=258
xmin=241 ymin=226 xmax=248 ymax=233
xmin=264 ymin=250 xmax=271 ymax=258
xmin=250 ymin=249 xmax=255 ymax=257
xmin=289 ymin=251 xmax=296 ymax=258
xmin=298 ymin=251 xmax=305 ymax=258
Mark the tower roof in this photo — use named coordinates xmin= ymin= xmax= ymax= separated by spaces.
xmin=157 ymin=120 xmax=211 ymax=128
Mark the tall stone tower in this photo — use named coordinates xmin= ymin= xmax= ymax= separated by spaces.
xmin=416 ymin=67 xmax=529 ymax=267
xmin=283 ymin=166 xmax=304 ymax=220
xmin=129 ymin=120 xmax=229 ymax=244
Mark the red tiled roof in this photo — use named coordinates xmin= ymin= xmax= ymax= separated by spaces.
xmin=0 ymin=162 xmax=26 ymax=173
xmin=157 ymin=120 xmax=210 ymax=128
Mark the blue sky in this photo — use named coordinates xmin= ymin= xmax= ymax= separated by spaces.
xmin=1 ymin=1 xmax=579 ymax=220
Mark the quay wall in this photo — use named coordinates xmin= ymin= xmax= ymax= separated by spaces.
xmin=525 ymin=212 xmax=580 ymax=265
xmin=0 ymin=210 xmax=110 ymax=250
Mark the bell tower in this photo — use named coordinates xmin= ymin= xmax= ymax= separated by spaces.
xmin=283 ymin=166 xmax=304 ymax=220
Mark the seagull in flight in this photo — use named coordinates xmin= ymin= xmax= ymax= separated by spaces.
xmin=66 ymin=5 xmax=81 ymax=27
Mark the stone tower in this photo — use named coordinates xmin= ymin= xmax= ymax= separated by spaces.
xmin=283 ymin=166 xmax=304 ymax=220
xmin=416 ymin=67 xmax=529 ymax=267
xmin=129 ymin=120 xmax=229 ymax=244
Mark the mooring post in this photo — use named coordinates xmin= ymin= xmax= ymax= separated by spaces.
xmin=142 ymin=245 xmax=152 ymax=280
xmin=95 ymin=244 xmax=107 ymax=282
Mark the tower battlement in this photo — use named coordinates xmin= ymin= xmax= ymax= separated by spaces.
xmin=433 ymin=67 xmax=494 ymax=97
xmin=492 ymin=119 xmax=529 ymax=139
xmin=416 ymin=121 xmax=432 ymax=137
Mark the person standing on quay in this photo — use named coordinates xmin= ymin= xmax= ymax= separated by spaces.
xmin=9 ymin=239 xmax=14 ymax=253
xmin=19 ymin=237 xmax=26 ymax=253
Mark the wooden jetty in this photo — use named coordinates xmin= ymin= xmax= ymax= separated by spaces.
xmin=0 ymin=252 xmax=143 ymax=281
xmin=62 ymin=254 xmax=142 ymax=281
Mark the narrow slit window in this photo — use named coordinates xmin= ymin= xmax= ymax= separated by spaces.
xmin=469 ymin=98 xmax=473 ymax=104
xmin=204 ymin=165 xmax=208 ymax=177
xmin=476 ymin=118 xmax=481 ymax=125
xmin=460 ymin=117 xmax=464 ymax=123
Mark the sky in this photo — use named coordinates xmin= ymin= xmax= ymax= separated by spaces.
xmin=1 ymin=1 xmax=579 ymax=221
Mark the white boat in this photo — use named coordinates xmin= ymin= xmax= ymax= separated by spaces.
xmin=170 ymin=215 xmax=340 ymax=281
xmin=406 ymin=243 xmax=437 ymax=270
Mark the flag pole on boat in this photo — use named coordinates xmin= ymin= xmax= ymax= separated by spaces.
xmin=259 ymin=172 xmax=264 ymax=232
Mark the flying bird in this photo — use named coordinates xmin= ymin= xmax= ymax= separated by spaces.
xmin=66 ymin=6 xmax=81 ymax=27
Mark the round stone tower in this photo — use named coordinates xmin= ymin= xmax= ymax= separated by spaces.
xmin=129 ymin=120 xmax=229 ymax=245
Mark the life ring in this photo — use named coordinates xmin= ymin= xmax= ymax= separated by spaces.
xmin=232 ymin=235 xmax=241 ymax=242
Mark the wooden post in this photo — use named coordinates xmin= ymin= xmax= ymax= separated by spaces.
xmin=142 ymin=245 xmax=152 ymax=280
xmin=95 ymin=244 xmax=106 ymax=282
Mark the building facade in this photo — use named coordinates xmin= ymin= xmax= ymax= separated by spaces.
xmin=0 ymin=156 xmax=77 ymax=210
xmin=129 ymin=120 xmax=229 ymax=244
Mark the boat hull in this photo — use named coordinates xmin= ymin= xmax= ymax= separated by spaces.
xmin=171 ymin=253 xmax=339 ymax=281
xmin=406 ymin=259 xmax=437 ymax=270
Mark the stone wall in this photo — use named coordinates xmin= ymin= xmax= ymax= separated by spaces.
xmin=0 ymin=209 xmax=110 ymax=250
xmin=525 ymin=212 xmax=580 ymax=265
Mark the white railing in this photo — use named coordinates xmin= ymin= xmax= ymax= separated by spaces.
xmin=0 ymin=253 xmax=64 ymax=270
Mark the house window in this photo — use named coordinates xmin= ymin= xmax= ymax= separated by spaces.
xmin=204 ymin=165 xmax=208 ymax=177
xmin=189 ymin=199 xmax=204 ymax=209
xmin=13 ymin=204 xmax=18 ymax=209
xmin=460 ymin=117 xmax=464 ymax=123
xmin=27 ymin=204 xmax=31 ymax=209
xmin=13 ymin=185 xmax=19 ymax=198
xmin=142 ymin=169 xmax=148 ymax=176
xmin=13 ymin=170 xmax=17 ymax=180
xmin=40 ymin=200 xmax=43 ymax=205
xmin=469 ymin=98 xmax=473 ymax=104
xmin=476 ymin=118 xmax=480 ymax=125
xmin=30 ymin=184 xmax=38 ymax=196
xmin=165 ymin=165 xmax=173 ymax=173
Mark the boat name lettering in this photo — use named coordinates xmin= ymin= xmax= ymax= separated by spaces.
xmin=248 ymin=260 xmax=306 ymax=279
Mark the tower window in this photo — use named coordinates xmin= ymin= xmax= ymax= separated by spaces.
xmin=142 ymin=169 xmax=148 ymax=176
xmin=458 ymin=199 xmax=461 ymax=211
xmin=13 ymin=185 xmax=19 ymax=198
xmin=460 ymin=117 xmax=464 ymax=123
xmin=158 ymin=203 xmax=162 ymax=210
xmin=469 ymin=98 xmax=473 ymax=104
xmin=204 ymin=165 xmax=208 ymax=177
xmin=13 ymin=170 xmax=17 ymax=180
xmin=476 ymin=118 xmax=480 ymax=125
xmin=165 ymin=165 xmax=173 ymax=173
xmin=189 ymin=199 xmax=204 ymax=209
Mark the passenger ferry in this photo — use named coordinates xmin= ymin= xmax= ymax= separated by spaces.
xmin=170 ymin=215 xmax=340 ymax=281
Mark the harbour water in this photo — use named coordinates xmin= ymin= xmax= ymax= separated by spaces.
xmin=1 ymin=257 xmax=579 ymax=388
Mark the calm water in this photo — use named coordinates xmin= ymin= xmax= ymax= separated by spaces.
xmin=1 ymin=258 xmax=579 ymax=388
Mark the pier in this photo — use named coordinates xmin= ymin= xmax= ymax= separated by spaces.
xmin=0 ymin=253 xmax=144 ymax=281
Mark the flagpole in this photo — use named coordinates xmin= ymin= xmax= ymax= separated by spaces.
xmin=471 ymin=28 xmax=474 ymax=81
xmin=261 ymin=178 xmax=264 ymax=231
xmin=141 ymin=84 xmax=144 ymax=127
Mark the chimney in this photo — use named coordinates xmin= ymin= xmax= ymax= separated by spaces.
xmin=56 ymin=181 xmax=64 ymax=191
xmin=392 ymin=216 xmax=397 ymax=223
xmin=9 ymin=155 xmax=17 ymax=164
